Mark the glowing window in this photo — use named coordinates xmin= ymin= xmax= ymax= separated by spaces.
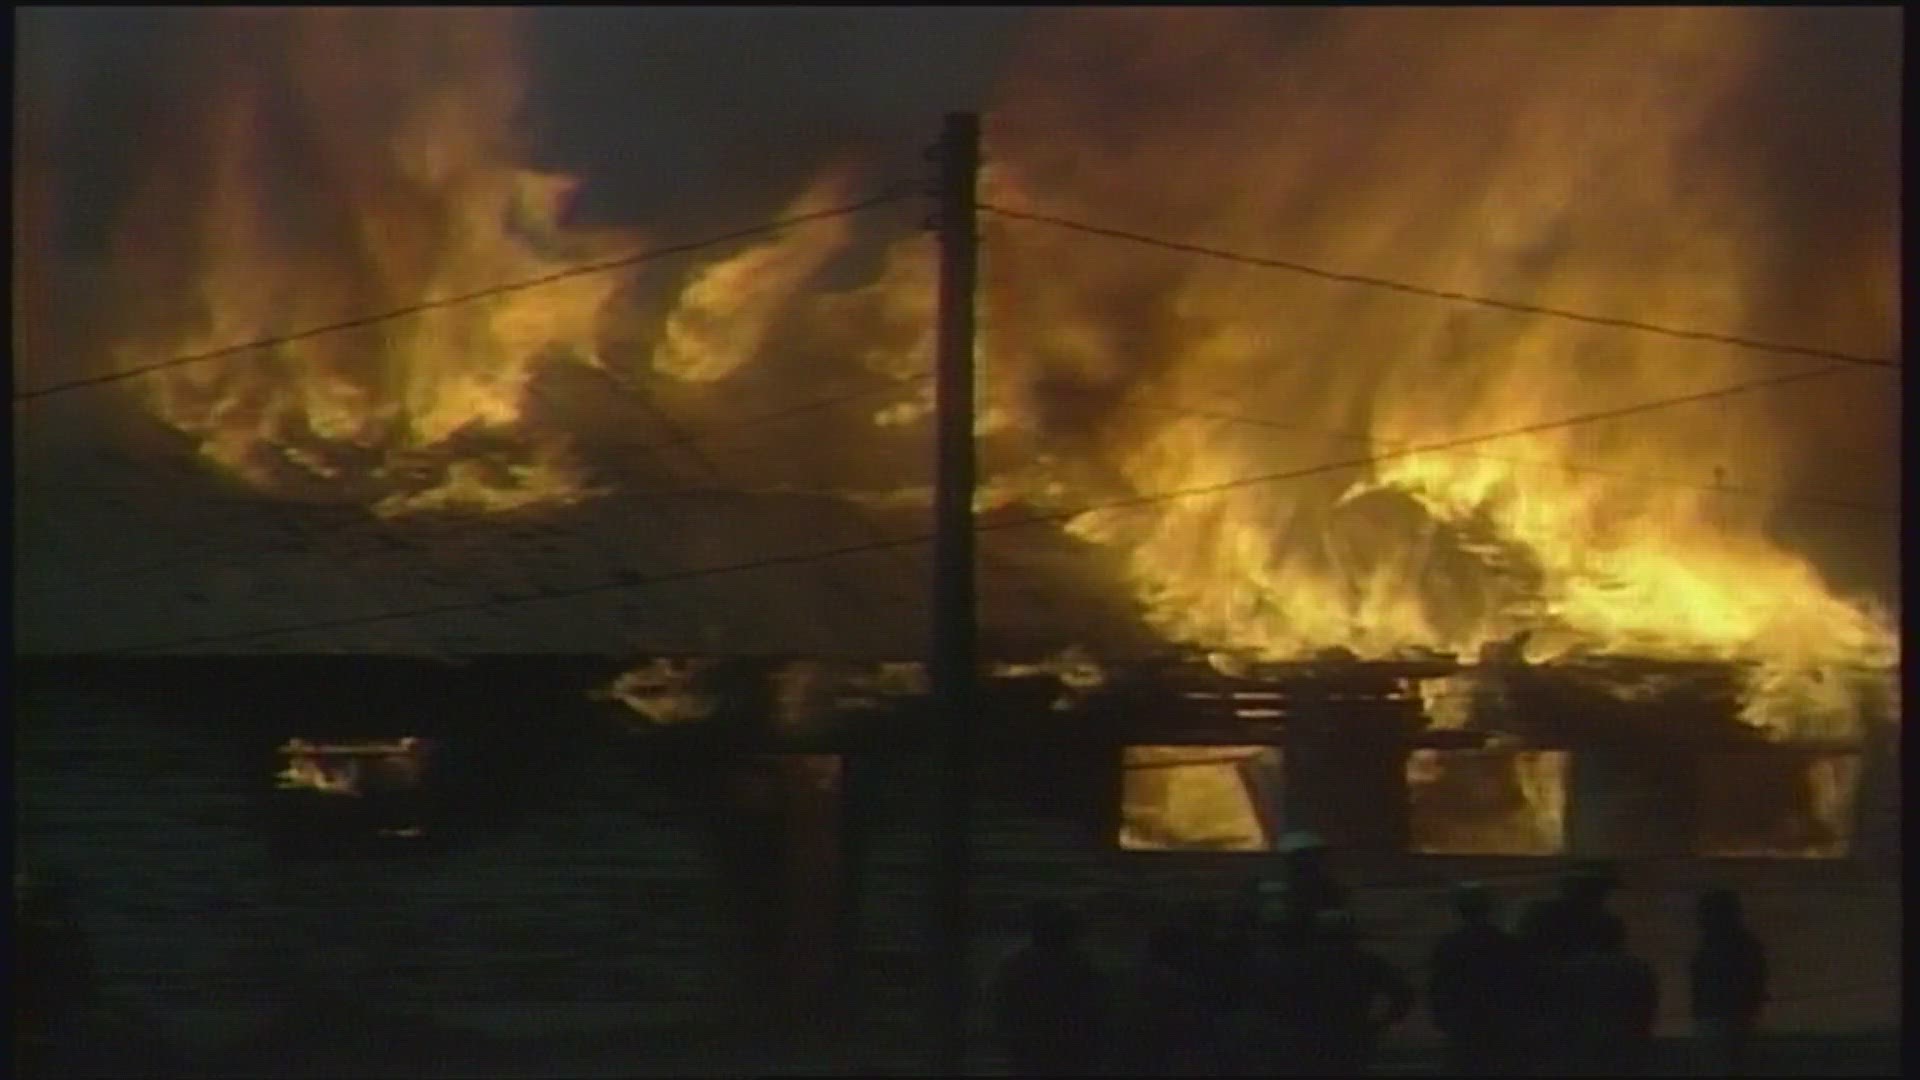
xmin=272 ymin=737 xmax=433 ymax=845
xmin=1406 ymin=749 xmax=1568 ymax=855
xmin=1696 ymin=751 xmax=1859 ymax=859
xmin=1118 ymin=746 xmax=1282 ymax=851
xmin=275 ymin=737 xmax=431 ymax=798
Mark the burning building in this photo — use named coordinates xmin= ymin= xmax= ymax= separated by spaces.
xmin=13 ymin=5 xmax=1900 ymax=1065
xmin=20 ymin=6 xmax=1896 ymax=710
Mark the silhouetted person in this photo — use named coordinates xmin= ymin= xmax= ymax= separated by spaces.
xmin=1166 ymin=900 xmax=1241 ymax=1064
xmin=1210 ymin=889 xmax=1267 ymax=1075
xmin=991 ymin=900 xmax=1111 ymax=1077
xmin=1283 ymin=909 xmax=1413 ymax=1076
xmin=1562 ymin=918 xmax=1659 ymax=1075
xmin=1691 ymin=887 xmax=1767 ymax=1076
xmin=1125 ymin=919 xmax=1218 ymax=1076
xmin=1518 ymin=860 xmax=1626 ymax=962
xmin=1271 ymin=831 xmax=1350 ymax=934
xmin=1212 ymin=886 xmax=1261 ymax=1016
xmin=1243 ymin=833 xmax=1362 ymax=1074
xmin=15 ymin=870 xmax=99 ymax=1080
xmin=1428 ymin=882 xmax=1527 ymax=1075
xmin=1506 ymin=896 xmax=1566 ymax=1072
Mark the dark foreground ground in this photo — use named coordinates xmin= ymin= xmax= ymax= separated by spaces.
xmin=186 ymin=1039 xmax=1899 ymax=1078
xmin=46 ymin=1016 xmax=1902 ymax=1078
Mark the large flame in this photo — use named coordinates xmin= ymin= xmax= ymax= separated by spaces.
xmin=100 ymin=9 xmax=855 ymax=517
xmin=838 ymin=9 xmax=1899 ymax=745
xmin=105 ymin=10 xmax=625 ymax=513
xmin=64 ymin=10 xmax=1897 ymax=761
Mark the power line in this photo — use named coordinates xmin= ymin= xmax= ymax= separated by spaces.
xmin=1126 ymin=393 xmax=1898 ymax=518
xmin=596 ymin=360 xmax=928 ymax=619
xmin=104 ymin=363 xmax=1840 ymax=655
xmin=11 ymin=191 xmax=907 ymax=404
xmin=20 ymin=374 xmax=928 ymax=601
xmin=109 ymin=532 xmax=931 ymax=654
xmin=18 ymin=189 xmax=916 ymax=605
xmin=979 ymin=204 xmax=1901 ymax=373
xmin=991 ymin=364 xmax=1851 ymax=529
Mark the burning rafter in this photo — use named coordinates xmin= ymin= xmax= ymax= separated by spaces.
xmin=275 ymin=737 xmax=430 ymax=798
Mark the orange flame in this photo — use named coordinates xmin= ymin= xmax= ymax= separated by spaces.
xmin=275 ymin=737 xmax=427 ymax=797
xmin=102 ymin=10 xmax=857 ymax=518
xmin=841 ymin=9 xmax=1899 ymax=747
xmin=82 ymin=11 xmax=1895 ymax=783
xmin=828 ymin=9 xmax=1893 ymax=853
xmin=105 ymin=10 xmax=629 ymax=513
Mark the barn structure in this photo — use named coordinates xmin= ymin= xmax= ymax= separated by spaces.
xmin=14 ymin=421 xmax=1902 ymax=1075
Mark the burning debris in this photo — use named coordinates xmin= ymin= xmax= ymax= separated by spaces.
xmin=1405 ymin=749 xmax=1568 ymax=856
xmin=21 ymin=9 xmax=1893 ymax=856
xmin=272 ymin=736 xmax=435 ymax=851
xmin=594 ymin=659 xmax=724 ymax=732
xmin=275 ymin=737 xmax=431 ymax=798
xmin=1108 ymin=649 xmax=1871 ymax=857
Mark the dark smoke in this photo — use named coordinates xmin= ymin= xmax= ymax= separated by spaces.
xmin=15 ymin=8 xmax=1898 ymax=611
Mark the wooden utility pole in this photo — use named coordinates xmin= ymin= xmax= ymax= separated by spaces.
xmin=929 ymin=110 xmax=980 ymax=1076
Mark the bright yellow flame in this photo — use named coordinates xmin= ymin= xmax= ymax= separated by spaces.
xmin=651 ymin=173 xmax=859 ymax=383
xmin=106 ymin=10 xmax=629 ymax=514
xmin=832 ymin=8 xmax=1897 ymax=747
xmin=1408 ymin=749 xmax=1567 ymax=855
xmin=102 ymin=10 xmax=859 ymax=519
xmin=84 ymin=11 xmax=1896 ymax=847
xmin=810 ymin=9 xmax=1895 ymax=852
xmin=1119 ymin=746 xmax=1271 ymax=850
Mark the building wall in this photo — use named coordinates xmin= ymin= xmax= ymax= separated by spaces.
xmin=849 ymin=742 xmax=1902 ymax=1040
xmin=15 ymin=692 xmax=743 ymax=1053
xmin=19 ymin=694 xmax=1899 ymax=1065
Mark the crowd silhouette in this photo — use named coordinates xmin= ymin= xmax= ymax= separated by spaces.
xmin=989 ymin=834 xmax=1772 ymax=1077
xmin=16 ymin=839 xmax=1777 ymax=1078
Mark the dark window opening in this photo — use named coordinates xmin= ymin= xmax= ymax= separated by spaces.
xmin=270 ymin=737 xmax=435 ymax=853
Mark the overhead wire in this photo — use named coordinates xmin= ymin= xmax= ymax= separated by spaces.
xmin=21 ymin=374 xmax=929 ymax=601
xmin=593 ymin=360 xmax=930 ymax=627
xmin=105 ymin=362 xmax=1842 ymax=654
xmin=31 ymin=190 xmax=1893 ymax=651
xmin=11 ymin=190 xmax=908 ymax=403
xmin=1124 ymin=393 xmax=1898 ymax=518
xmin=979 ymin=204 xmax=1900 ymax=373
xmin=998 ymin=363 xmax=1852 ymax=528
xmin=17 ymin=185 xmax=920 ymax=600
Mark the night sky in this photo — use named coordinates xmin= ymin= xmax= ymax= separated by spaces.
xmin=22 ymin=8 xmax=1894 ymax=258
xmin=10 ymin=13 xmax=1906 ymax=1056
xmin=14 ymin=7 xmax=1902 ymax=649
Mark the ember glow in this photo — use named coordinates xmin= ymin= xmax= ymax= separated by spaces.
xmin=984 ymin=9 xmax=1896 ymax=742
xmin=275 ymin=737 xmax=428 ymax=797
xmin=959 ymin=9 xmax=1889 ymax=855
xmin=1407 ymin=750 xmax=1567 ymax=856
xmin=29 ymin=7 xmax=1895 ymax=853
xmin=841 ymin=9 xmax=1900 ymax=747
